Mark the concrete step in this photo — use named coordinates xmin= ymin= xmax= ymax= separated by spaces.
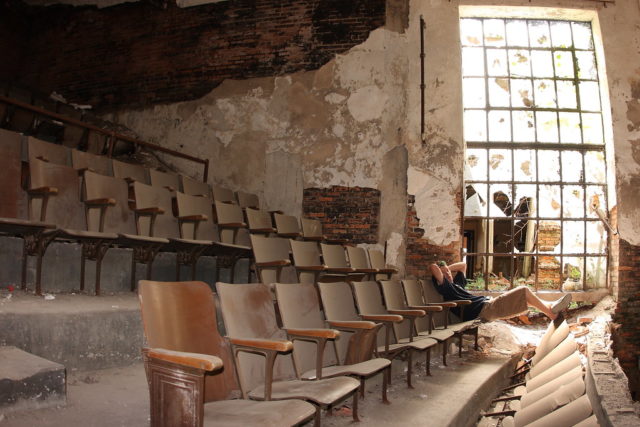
xmin=0 ymin=346 xmax=66 ymax=414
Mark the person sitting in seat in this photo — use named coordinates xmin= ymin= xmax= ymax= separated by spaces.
xmin=429 ymin=261 xmax=571 ymax=322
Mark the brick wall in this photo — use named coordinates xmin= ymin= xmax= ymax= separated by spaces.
xmin=5 ymin=0 xmax=385 ymax=110
xmin=302 ymin=186 xmax=380 ymax=244
xmin=405 ymin=195 xmax=461 ymax=279
xmin=612 ymin=237 xmax=640 ymax=399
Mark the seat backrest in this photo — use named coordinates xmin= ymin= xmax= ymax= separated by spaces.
xmin=236 ymin=191 xmax=259 ymax=209
xmin=379 ymin=280 xmax=415 ymax=338
xmin=133 ymin=181 xmax=180 ymax=239
xmin=112 ymin=159 xmax=148 ymax=184
xmin=0 ymin=129 xmax=25 ymax=218
xmin=71 ymin=149 xmax=111 ymax=176
xmin=217 ymin=282 xmax=296 ymax=394
xmin=367 ymin=248 xmax=387 ymax=270
xmin=318 ymin=282 xmax=360 ymax=322
xmin=250 ymin=235 xmax=291 ymax=285
xmin=301 ymin=217 xmax=323 ymax=240
xmin=320 ymin=243 xmax=349 ymax=269
xmin=274 ymin=213 xmax=301 ymax=237
xmin=274 ymin=282 xmax=338 ymax=373
xmin=246 ymin=208 xmax=274 ymax=232
xmin=175 ymin=191 xmax=217 ymax=241
xmin=290 ymin=239 xmax=322 ymax=266
xmin=352 ymin=280 xmax=406 ymax=342
xmin=138 ymin=280 xmax=237 ymax=402
xmin=148 ymin=169 xmax=180 ymax=193
xmin=212 ymin=185 xmax=236 ymax=204
xmin=180 ymin=175 xmax=211 ymax=198
xmin=346 ymin=246 xmax=372 ymax=270
xmin=401 ymin=279 xmax=430 ymax=331
xmin=29 ymin=158 xmax=85 ymax=229
xmin=214 ymin=200 xmax=246 ymax=244
xmin=420 ymin=279 xmax=448 ymax=326
xmin=83 ymin=170 xmax=136 ymax=235
xmin=26 ymin=136 xmax=70 ymax=165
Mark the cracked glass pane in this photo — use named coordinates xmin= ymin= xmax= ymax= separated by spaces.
xmin=561 ymin=151 xmax=583 ymax=183
xmin=463 ymin=77 xmax=486 ymax=108
xmin=539 ymin=186 xmax=561 ymax=218
xmin=489 ymin=78 xmax=511 ymax=107
xmin=506 ymin=20 xmax=529 ymax=47
xmin=510 ymin=78 xmax=533 ymax=108
xmin=550 ymin=21 xmax=573 ymax=48
xmin=489 ymin=149 xmax=512 ymax=181
xmin=508 ymin=49 xmax=532 ymax=77
xmin=514 ymin=184 xmax=536 ymax=218
xmin=462 ymin=47 xmax=485 ymax=76
xmin=563 ymin=185 xmax=585 ymax=218
xmin=514 ymin=150 xmax=536 ymax=181
xmin=536 ymin=111 xmax=559 ymax=142
xmin=538 ymin=151 xmax=560 ymax=182
xmin=466 ymin=148 xmax=488 ymax=181
xmin=512 ymin=111 xmax=536 ymax=142
xmin=559 ymin=112 xmax=582 ymax=143
xmin=488 ymin=110 xmax=511 ymax=141
xmin=490 ymin=183 xmax=513 ymax=217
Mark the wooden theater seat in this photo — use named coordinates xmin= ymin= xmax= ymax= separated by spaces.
xmin=212 ymin=184 xmax=236 ymax=204
xmin=274 ymin=213 xmax=302 ymax=239
xmin=250 ymin=234 xmax=292 ymax=285
xmin=245 ymin=207 xmax=276 ymax=235
xmin=213 ymin=200 xmax=250 ymax=246
xmin=138 ymin=280 xmax=316 ymax=427
xmin=367 ymin=248 xmax=397 ymax=280
xmin=301 ymin=217 xmax=348 ymax=244
xmin=217 ymin=281 xmax=362 ymax=423
xmin=180 ymin=175 xmax=211 ymax=198
xmin=26 ymin=136 xmax=70 ymax=165
xmin=236 ymin=190 xmax=259 ymax=209
xmin=71 ymin=149 xmax=112 ymax=176
xmin=345 ymin=245 xmax=379 ymax=281
xmin=148 ymin=169 xmax=180 ymax=193
xmin=112 ymin=159 xmax=148 ymax=184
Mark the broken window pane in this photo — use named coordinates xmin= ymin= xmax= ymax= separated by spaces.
xmin=484 ymin=19 xmax=506 ymax=46
xmin=550 ymin=21 xmax=573 ymax=48
xmin=538 ymin=151 xmax=560 ymax=182
xmin=490 ymin=183 xmax=513 ymax=217
xmin=462 ymin=47 xmax=485 ymax=76
xmin=582 ymin=113 xmax=604 ymax=144
xmin=508 ymin=49 xmax=532 ymax=77
xmin=528 ymin=20 xmax=551 ymax=48
xmin=561 ymin=151 xmax=583 ymax=183
xmin=576 ymin=51 xmax=597 ymax=80
xmin=486 ymin=49 xmax=508 ymax=76
xmin=489 ymin=78 xmax=511 ymax=107
xmin=512 ymin=111 xmax=536 ymax=142
xmin=510 ymin=78 xmax=533 ymax=108
xmin=539 ymin=186 xmax=561 ymax=217
xmin=488 ymin=110 xmax=511 ymax=141
xmin=464 ymin=110 xmax=487 ymax=141
xmin=585 ymin=257 xmax=606 ymax=288
xmin=461 ymin=19 xmax=483 ymax=46
xmin=586 ymin=221 xmax=606 ymax=254
xmin=506 ymin=20 xmax=529 ymax=47
xmin=559 ymin=112 xmax=582 ymax=143
xmin=563 ymin=221 xmax=585 ymax=253
xmin=489 ymin=149 xmax=512 ymax=181
xmin=514 ymin=184 xmax=536 ymax=217
xmin=554 ymin=51 xmax=574 ymax=78
xmin=466 ymin=148 xmax=488 ymax=181
xmin=531 ymin=51 xmax=554 ymax=78
xmin=586 ymin=185 xmax=606 ymax=219
xmin=534 ymin=79 xmax=556 ymax=108
xmin=514 ymin=150 xmax=536 ymax=181
xmin=537 ymin=254 xmax=561 ymax=289
xmin=562 ymin=256 xmax=584 ymax=291
xmin=579 ymin=81 xmax=601 ymax=111
xmin=556 ymin=80 xmax=577 ymax=109
xmin=536 ymin=111 xmax=559 ymax=142
xmin=584 ymin=151 xmax=606 ymax=183
xmin=463 ymin=77 xmax=486 ymax=108
xmin=563 ymin=185 xmax=585 ymax=218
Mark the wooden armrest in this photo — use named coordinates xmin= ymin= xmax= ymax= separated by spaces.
xmin=327 ymin=267 xmax=355 ymax=273
xmin=269 ymin=210 xmax=284 ymax=214
xmin=218 ymin=222 xmax=247 ymax=228
xmin=251 ymin=227 xmax=276 ymax=233
xmin=327 ymin=320 xmax=377 ymax=330
xmin=134 ymin=207 xmax=165 ymax=215
xmin=146 ymin=347 xmax=223 ymax=371
xmin=229 ymin=337 xmax=292 ymax=352
xmin=179 ymin=214 xmax=208 ymax=222
xmin=361 ymin=314 xmax=403 ymax=323
xmin=164 ymin=186 xmax=176 ymax=192
xmin=304 ymin=235 xmax=322 ymax=241
xmin=408 ymin=304 xmax=443 ymax=312
xmin=256 ymin=260 xmax=291 ymax=268
xmin=285 ymin=328 xmax=339 ymax=339
xmin=450 ymin=300 xmax=471 ymax=305
xmin=388 ymin=309 xmax=426 ymax=318
xmin=28 ymin=186 xmax=58 ymax=196
xmin=356 ymin=268 xmax=379 ymax=273
xmin=438 ymin=302 xmax=457 ymax=308
xmin=85 ymin=198 xmax=116 ymax=206
xmin=278 ymin=232 xmax=302 ymax=238
xmin=296 ymin=265 xmax=327 ymax=271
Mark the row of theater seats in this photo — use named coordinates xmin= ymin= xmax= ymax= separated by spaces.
xmin=139 ymin=278 xmax=596 ymax=426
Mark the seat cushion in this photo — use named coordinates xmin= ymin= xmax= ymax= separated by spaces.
xmin=300 ymin=358 xmax=391 ymax=380
xmin=203 ymin=399 xmax=315 ymax=426
xmin=249 ymin=376 xmax=360 ymax=406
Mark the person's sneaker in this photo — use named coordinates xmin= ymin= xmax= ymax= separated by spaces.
xmin=551 ymin=294 xmax=572 ymax=315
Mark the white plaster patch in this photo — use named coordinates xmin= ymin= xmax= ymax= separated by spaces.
xmin=325 ymin=93 xmax=346 ymax=104
xmin=386 ymin=232 xmax=404 ymax=268
xmin=347 ymin=85 xmax=387 ymax=122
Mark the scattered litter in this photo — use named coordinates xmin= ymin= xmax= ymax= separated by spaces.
xmin=44 ymin=294 xmax=56 ymax=301
xmin=7 ymin=284 xmax=15 ymax=292
xmin=111 ymin=305 xmax=120 ymax=309
xmin=3 ymin=294 xmax=12 ymax=301
xmin=0 ymin=412 xmax=5 ymax=422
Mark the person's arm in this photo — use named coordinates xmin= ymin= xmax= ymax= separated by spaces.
xmin=429 ymin=263 xmax=444 ymax=285
xmin=448 ymin=262 xmax=467 ymax=274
